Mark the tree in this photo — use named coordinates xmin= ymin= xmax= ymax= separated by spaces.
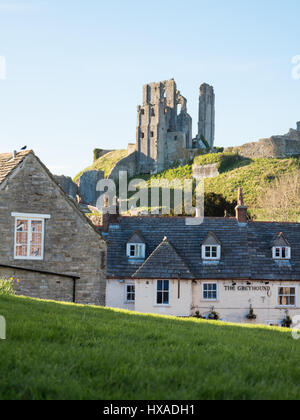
xmin=204 ymin=192 xmax=237 ymax=217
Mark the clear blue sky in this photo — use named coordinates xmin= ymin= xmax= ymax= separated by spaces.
xmin=0 ymin=0 xmax=300 ymax=176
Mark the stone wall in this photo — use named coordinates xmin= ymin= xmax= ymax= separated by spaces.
xmin=193 ymin=163 xmax=219 ymax=179
xmin=93 ymin=149 xmax=114 ymax=162
xmin=54 ymin=175 xmax=78 ymax=200
xmin=0 ymin=153 xmax=107 ymax=305
xmin=228 ymin=123 xmax=300 ymax=159
xmin=108 ymin=151 xmax=138 ymax=181
xmin=79 ymin=170 xmax=104 ymax=206
xmin=0 ymin=267 xmax=74 ymax=302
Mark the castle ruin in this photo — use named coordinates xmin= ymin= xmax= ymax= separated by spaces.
xmin=135 ymin=79 xmax=215 ymax=174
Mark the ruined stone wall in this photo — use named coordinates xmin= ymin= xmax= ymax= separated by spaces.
xmin=79 ymin=170 xmax=104 ymax=206
xmin=0 ymin=153 xmax=107 ymax=305
xmin=228 ymin=125 xmax=300 ymax=159
xmin=54 ymin=175 xmax=78 ymax=200
xmin=108 ymin=151 xmax=137 ymax=180
xmin=93 ymin=149 xmax=114 ymax=162
xmin=136 ymin=79 xmax=193 ymax=174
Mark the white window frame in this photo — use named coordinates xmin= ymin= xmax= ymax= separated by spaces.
xmin=126 ymin=243 xmax=145 ymax=259
xmin=202 ymin=245 xmax=221 ymax=260
xmin=272 ymin=246 xmax=291 ymax=260
xmin=202 ymin=282 xmax=218 ymax=301
xmin=12 ymin=213 xmax=50 ymax=261
xmin=155 ymin=280 xmax=170 ymax=306
xmin=277 ymin=285 xmax=297 ymax=308
xmin=125 ymin=283 xmax=135 ymax=303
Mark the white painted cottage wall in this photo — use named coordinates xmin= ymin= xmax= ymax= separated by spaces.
xmin=134 ymin=279 xmax=192 ymax=317
xmin=193 ymin=280 xmax=300 ymax=325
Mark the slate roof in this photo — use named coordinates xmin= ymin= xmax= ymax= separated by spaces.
xmin=133 ymin=237 xmax=194 ymax=279
xmin=107 ymin=216 xmax=300 ymax=281
xmin=0 ymin=151 xmax=32 ymax=185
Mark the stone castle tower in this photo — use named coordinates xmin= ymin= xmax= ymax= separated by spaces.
xmin=135 ymin=79 xmax=215 ymax=174
xmin=197 ymin=83 xmax=215 ymax=149
xmin=136 ymin=79 xmax=192 ymax=174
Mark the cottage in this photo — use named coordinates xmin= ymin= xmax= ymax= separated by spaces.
xmin=106 ymin=190 xmax=300 ymax=326
xmin=0 ymin=150 xmax=106 ymax=305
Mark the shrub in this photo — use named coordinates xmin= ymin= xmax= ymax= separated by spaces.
xmin=282 ymin=312 xmax=293 ymax=329
xmin=246 ymin=305 xmax=257 ymax=320
xmin=0 ymin=278 xmax=15 ymax=296
xmin=208 ymin=307 xmax=220 ymax=320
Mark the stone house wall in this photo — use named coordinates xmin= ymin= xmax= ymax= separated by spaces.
xmin=0 ymin=153 xmax=106 ymax=305
xmin=0 ymin=267 xmax=74 ymax=302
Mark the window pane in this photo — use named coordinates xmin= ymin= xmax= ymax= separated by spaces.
xmin=31 ymin=233 xmax=42 ymax=245
xmin=16 ymin=232 xmax=28 ymax=245
xmin=31 ymin=221 xmax=42 ymax=233
xmin=205 ymin=247 xmax=211 ymax=257
xmin=290 ymin=288 xmax=296 ymax=295
xmin=163 ymin=292 xmax=169 ymax=304
xmin=164 ymin=280 xmax=169 ymax=291
xmin=290 ymin=296 xmax=295 ymax=306
xmin=157 ymin=280 xmax=163 ymax=291
xmin=157 ymin=291 xmax=163 ymax=304
xmin=16 ymin=220 xmax=28 ymax=232
xmin=16 ymin=245 xmax=27 ymax=257
xmin=30 ymin=246 xmax=41 ymax=257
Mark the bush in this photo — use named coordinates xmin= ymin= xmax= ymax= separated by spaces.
xmin=246 ymin=305 xmax=257 ymax=320
xmin=282 ymin=313 xmax=293 ymax=329
xmin=0 ymin=278 xmax=15 ymax=296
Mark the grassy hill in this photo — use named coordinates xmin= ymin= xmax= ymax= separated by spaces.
xmin=134 ymin=153 xmax=300 ymax=220
xmin=74 ymin=149 xmax=128 ymax=181
xmin=1 ymin=295 xmax=300 ymax=400
xmin=75 ymin=150 xmax=300 ymax=221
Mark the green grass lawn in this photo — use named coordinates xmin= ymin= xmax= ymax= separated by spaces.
xmin=0 ymin=295 xmax=300 ymax=400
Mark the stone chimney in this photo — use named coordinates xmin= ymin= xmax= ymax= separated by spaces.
xmin=297 ymin=121 xmax=300 ymax=132
xmin=101 ymin=196 xmax=120 ymax=233
xmin=235 ymin=188 xmax=248 ymax=224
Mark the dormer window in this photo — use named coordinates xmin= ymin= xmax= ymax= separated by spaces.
xmin=202 ymin=232 xmax=221 ymax=261
xmin=272 ymin=233 xmax=291 ymax=260
xmin=127 ymin=243 xmax=145 ymax=259
xmin=126 ymin=231 xmax=146 ymax=260
xmin=273 ymin=247 xmax=291 ymax=260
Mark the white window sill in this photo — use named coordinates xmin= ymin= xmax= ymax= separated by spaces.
xmin=14 ymin=257 xmax=44 ymax=261
xmin=276 ymin=306 xmax=296 ymax=309
xmin=201 ymin=300 xmax=219 ymax=303
xmin=154 ymin=305 xmax=171 ymax=308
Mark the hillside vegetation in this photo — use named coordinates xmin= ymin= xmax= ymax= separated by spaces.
xmin=76 ymin=150 xmax=300 ymax=221
xmin=74 ymin=149 xmax=127 ymax=180
xmin=141 ymin=153 xmax=300 ymax=221
xmin=1 ymin=295 xmax=299 ymax=400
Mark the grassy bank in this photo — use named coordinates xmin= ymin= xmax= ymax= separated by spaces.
xmin=0 ymin=295 xmax=299 ymax=400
